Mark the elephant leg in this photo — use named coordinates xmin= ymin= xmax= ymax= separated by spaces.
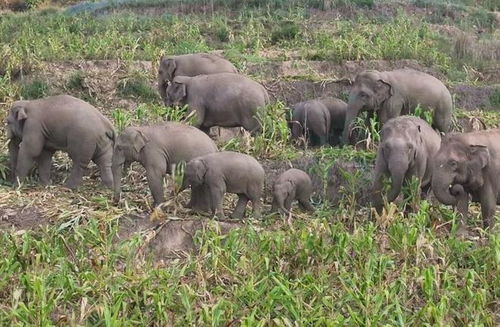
xmin=232 ymin=194 xmax=249 ymax=219
xmin=65 ymin=138 xmax=95 ymax=189
xmin=8 ymin=139 xmax=20 ymax=183
xmin=93 ymin=149 xmax=113 ymax=189
xmin=187 ymin=184 xmax=212 ymax=212
xmin=433 ymin=107 xmax=451 ymax=133
xmin=283 ymin=195 xmax=293 ymax=213
xmin=145 ymin=162 xmax=167 ymax=207
xmin=37 ymin=149 xmax=54 ymax=185
xmin=66 ymin=160 xmax=90 ymax=189
xmin=479 ymin=184 xmax=496 ymax=229
xmin=251 ymin=195 xmax=262 ymax=219
xmin=298 ymin=196 xmax=314 ymax=212
xmin=210 ymin=184 xmax=226 ymax=219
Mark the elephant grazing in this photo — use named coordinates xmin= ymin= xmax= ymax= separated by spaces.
xmin=165 ymin=73 xmax=270 ymax=134
xmin=6 ymin=95 xmax=115 ymax=189
xmin=111 ymin=122 xmax=217 ymax=208
xmin=342 ymin=69 xmax=453 ymax=144
xmin=289 ymin=99 xmax=331 ymax=147
xmin=271 ymin=168 xmax=315 ymax=215
xmin=371 ymin=116 xmax=441 ymax=213
xmin=431 ymin=129 xmax=500 ymax=229
xmin=183 ymin=151 xmax=265 ymax=219
xmin=158 ymin=53 xmax=237 ymax=104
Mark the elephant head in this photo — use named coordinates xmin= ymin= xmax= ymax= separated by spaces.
xmin=6 ymin=101 xmax=29 ymax=139
xmin=158 ymin=56 xmax=177 ymax=104
xmin=431 ymin=136 xmax=490 ymax=206
xmin=164 ymin=77 xmax=189 ymax=107
xmin=342 ymin=71 xmax=393 ymax=144
xmin=112 ymin=127 xmax=149 ymax=201
xmin=184 ymin=159 xmax=207 ymax=188
xmin=271 ymin=181 xmax=293 ymax=213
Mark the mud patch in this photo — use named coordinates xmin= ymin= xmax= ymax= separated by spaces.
xmin=117 ymin=214 xmax=241 ymax=260
xmin=0 ymin=206 xmax=48 ymax=230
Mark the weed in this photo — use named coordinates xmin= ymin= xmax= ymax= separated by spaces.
xmin=66 ymin=71 xmax=86 ymax=90
xmin=19 ymin=79 xmax=49 ymax=99
xmin=117 ymin=76 xmax=158 ymax=102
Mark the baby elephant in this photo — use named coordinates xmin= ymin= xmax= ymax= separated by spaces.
xmin=372 ymin=116 xmax=441 ymax=213
xmin=290 ymin=99 xmax=331 ymax=146
xmin=271 ymin=168 xmax=315 ymax=215
xmin=183 ymin=151 xmax=265 ymax=219
xmin=7 ymin=95 xmax=115 ymax=189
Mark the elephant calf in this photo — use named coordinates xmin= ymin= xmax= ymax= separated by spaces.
xmin=432 ymin=129 xmax=500 ymax=229
xmin=271 ymin=168 xmax=314 ymax=215
xmin=7 ymin=95 xmax=115 ymax=189
xmin=290 ymin=99 xmax=331 ymax=146
xmin=183 ymin=151 xmax=265 ymax=219
xmin=112 ymin=122 xmax=217 ymax=207
xmin=372 ymin=116 xmax=441 ymax=213
xmin=165 ymin=73 xmax=270 ymax=134
xmin=158 ymin=53 xmax=237 ymax=103
xmin=318 ymin=97 xmax=347 ymax=146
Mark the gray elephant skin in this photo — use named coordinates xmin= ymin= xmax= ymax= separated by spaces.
xmin=183 ymin=151 xmax=265 ymax=219
xmin=271 ymin=168 xmax=315 ymax=215
xmin=165 ymin=73 xmax=270 ymax=133
xmin=372 ymin=116 xmax=441 ymax=213
xmin=290 ymin=99 xmax=331 ymax=146
xmin=343 ymin=69 xmax=453 ymax=144
xmin=158 ymin=53 xmax=237 ymax=104
xmin=431 ymin=129 xmax=500 ymax=228
xmin=112 ymin=122 xmax=218 ymax=208
xmin=318 ymin=97 xmax=347 ymax=145
xmin=7 ymin=95 xmax=115 ymax=189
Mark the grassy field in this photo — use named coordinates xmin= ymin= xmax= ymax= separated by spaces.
xmin=0 ymin=0 xmax=499 ymax=325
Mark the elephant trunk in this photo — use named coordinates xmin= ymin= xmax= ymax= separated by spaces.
xmin=112 ymin=150 xmax=126 ymax=202
xmin=431 ymin=172 xmax=458 ymax=206
xmin=158 ymin=77 xmax=168 ymax=105
xmin=387 ymin=158 xmax=409 ymax=202
xmin=342 ymin=98 xmax=363 ymax=145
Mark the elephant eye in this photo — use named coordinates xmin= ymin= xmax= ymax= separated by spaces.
xmin=448 ymin=160 xmax=458 ymax=169
xmin=359 ymin=92 xmax=368 ymax=98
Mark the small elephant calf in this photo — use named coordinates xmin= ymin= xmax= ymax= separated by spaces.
xmin=183 ymin=151 xmax=265 ymax=219
xmin=271 ymin=168 xmax=314 ymax=215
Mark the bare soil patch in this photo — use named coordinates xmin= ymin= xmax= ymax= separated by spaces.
xmin=0 ymin=205 xmax=49 ymax=230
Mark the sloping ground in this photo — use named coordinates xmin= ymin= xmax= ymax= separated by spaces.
xmin=19 ymin=58 xmax=500 ymax=112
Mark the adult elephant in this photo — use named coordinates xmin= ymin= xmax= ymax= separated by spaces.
xmin=342 ymin=69 xmax=453 ymax=144
xmin=165 ymin=73 xmax=270 ymax=133
xmin=111 ymin=122 xmax=217 ymax=208
xmin=289 ymin=99 xmax=331 ymax=146
xmin=158 ymin=53 xmax=237 ymax=104
xmin=431 ymin=129 xmax=500 ymax=229
xmin=371 ymin=116 xmax=441 ymax=213
xmin=6 ymin=95 xmax=115 ymax=189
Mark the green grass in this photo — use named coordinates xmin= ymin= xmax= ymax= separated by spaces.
xmin=0 ymin=1 xmax=499 ymax=325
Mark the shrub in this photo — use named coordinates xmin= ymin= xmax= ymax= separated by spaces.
xmin=271 ymin=20 xmax=300 ymax=44
xmin=20 ymin=79 xmax=49 ymax=99
xmin=117 ymin=76 xmax=158 ymax=102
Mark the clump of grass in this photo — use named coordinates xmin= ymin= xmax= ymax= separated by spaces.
xmin=19 ymin=79 xmax=49 ymax=99
xmin=66 ymin=71 xmax=86 ymax=90
xmin=117 ymin=76 xmax=158 ymax=102
xmin=489 ymin=88 xmax=500 ymax=108
xmin=271 ymin=20 xmax=300 ymax=44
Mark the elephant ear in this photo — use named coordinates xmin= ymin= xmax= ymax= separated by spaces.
xmin=132 ymin=130 xmax=149 ymax=153
xmin=468 ymin=145 xmax=489 ymax=169
xmin=374 ymin=78 xmax=393 ymax=105
xmin=163 ymin=58 xmax=177 ymax=81
xmin=15 ymin=105 xmax=28 ymax=121
xmin=171 ymin=81 xmax=187 ymax=101
xmin=194 ymin=160 xmax=208 ymax=184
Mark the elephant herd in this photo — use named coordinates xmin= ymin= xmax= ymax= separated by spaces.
xmin=5 ymin=52 xmax=499 ymax=230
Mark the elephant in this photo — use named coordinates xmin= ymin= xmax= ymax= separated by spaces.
xmin=289 ymin=99 xmax=331 ymax=146
xmin=271 ymin=168 xmax=315 ymax=215
xmin=183 ymin=151 xmax=265 ymax=219
xmin=317 ymin=97 xmax=347 ymax=146
xmin=371 ymin=116 xmax=441 ymax=213
xmin=111 ymin=122 xmax=218 ymax=208
xmin=431 ymin=129 xmax=500 ymax=229
xmin=158 ymin=53 xmax=237 ymax=104
xmin=164 ymin=73 xmax=270 ymax=134
xmin=6 ymin=95 xmax=115 ymax=189
xmin=342 ymin=69 xmax=453 ymax=144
